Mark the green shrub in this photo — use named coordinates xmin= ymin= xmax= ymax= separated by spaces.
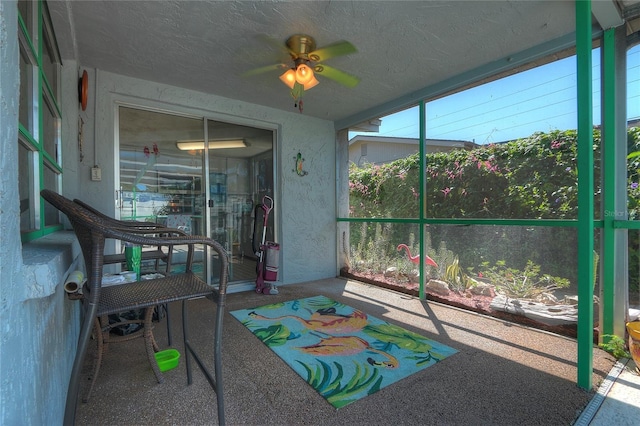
xmin=599 ymin=334 xmax=631 ymax=359
xmin=479 ymin=260 xmax=570 ymax=299
xmin=349 ymin=128 xmax=640 ymax=292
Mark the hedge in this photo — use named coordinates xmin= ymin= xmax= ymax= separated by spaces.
xmin=348 ymin=128 xmax=640 ymax=291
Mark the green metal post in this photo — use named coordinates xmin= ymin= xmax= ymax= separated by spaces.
xmin=601 ymin=28 xmax=616 ymax=337
xmin=576 ymin=0 xmax=594 ymax=390
xmin=419 ymin=101 xmax=426 ymax=300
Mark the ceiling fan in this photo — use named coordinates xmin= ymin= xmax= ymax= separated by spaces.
xmin=243 ymin=34 xmax=360 ymax=110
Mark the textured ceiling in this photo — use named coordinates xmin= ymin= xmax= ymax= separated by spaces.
xmin=48 ymin=1 xmax=635 ymax=124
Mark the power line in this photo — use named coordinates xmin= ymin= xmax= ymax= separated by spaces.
xmin=363 ymin=46 xmax=639 ymax=140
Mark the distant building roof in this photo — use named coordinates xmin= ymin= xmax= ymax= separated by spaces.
xmin=348 ymin=135 xmax=475 ymax=149
xmin=348 ymin=135 xmax=478 ymax=167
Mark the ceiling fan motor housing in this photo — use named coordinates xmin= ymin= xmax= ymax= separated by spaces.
xmin=286 ymin=34 xmax=317 ymax=61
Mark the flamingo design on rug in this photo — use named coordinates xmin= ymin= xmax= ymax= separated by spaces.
xmin=232 ymin=295 xmax=458 ymax=409
xmin=298 ymin=335 xmax=399 ymax=369
xmin=397 ymin=244 xmax=438 ymax=268
xmin=249 ymin=307 xmax=368 ymax=334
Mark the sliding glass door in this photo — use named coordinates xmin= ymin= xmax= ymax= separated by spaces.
xmin=118 ymin=106 xmax=274 ymax=285
xmin=206 ymin=120 xmax=274 ymax=282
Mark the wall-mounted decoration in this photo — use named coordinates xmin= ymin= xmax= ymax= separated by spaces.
xmin=78 ymin=70 xmax=88 ymax=111
xmin=293 ymin=152 xmax=308 ymax=176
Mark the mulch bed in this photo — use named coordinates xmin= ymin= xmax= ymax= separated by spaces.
xmin=340 ymin=268 xmax=592 ymax=341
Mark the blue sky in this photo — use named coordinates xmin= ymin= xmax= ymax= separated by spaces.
xmin=354 ymin=44 xmax=639 ymax=144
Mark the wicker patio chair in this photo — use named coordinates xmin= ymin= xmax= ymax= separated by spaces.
xmin=42 ymin=190 xmax=229 ymax=426
xmin=74 ymin=196 xmax=196 ymax=347
xmin=69 ymin=200 xmax=190 ymax=403
xmin=71 ymin=198 xmax=190 ymax=401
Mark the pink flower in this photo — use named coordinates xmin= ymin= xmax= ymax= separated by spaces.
xmin=441 ymin=187 xmax=451 ymax=197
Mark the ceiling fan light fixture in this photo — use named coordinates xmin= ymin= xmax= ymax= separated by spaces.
xmin=303 ymin=75 xmax=319 ymax=90
xmin=295 ymin=63 xmax=314 ymax=85
xmin=279 ymin=69 xmax=296 ymax=89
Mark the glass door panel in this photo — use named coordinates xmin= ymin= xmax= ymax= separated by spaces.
xmin=119 ymin=107 xmax=205 ymax=277
xmin=206 ymin=119 xmax=274 ymax=284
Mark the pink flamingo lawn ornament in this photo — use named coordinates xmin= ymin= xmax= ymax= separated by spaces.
xmin=397 ymin=244 xmax=438 ymax=268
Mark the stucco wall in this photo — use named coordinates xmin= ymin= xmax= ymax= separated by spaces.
xmin=1 ymin=2 xmax=81 ymax=424
xmin=64 ymin=69 xmax=338 ymax=287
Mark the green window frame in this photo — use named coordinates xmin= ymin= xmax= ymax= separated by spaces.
xmin=18 ymin=0 xmax=63 ymax=242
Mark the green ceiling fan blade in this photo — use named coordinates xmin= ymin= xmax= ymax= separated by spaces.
xmin=241 ymin=63 xmax=288 ymax=77
xmin=256 ymin=34 xmax=295 ymax=57
xmin=314 ymin=64 xmax=360 ymax=88
xmin=308 ymin=40 xmax=357 ymax=62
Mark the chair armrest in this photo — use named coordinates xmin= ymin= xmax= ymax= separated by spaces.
xmin=110 ymin=231 xmax=220 ymax=248
xmin=107 ymin=226 xmax=187 ymax=237
xmin=73 ymin=198 xmax=187 ymax=235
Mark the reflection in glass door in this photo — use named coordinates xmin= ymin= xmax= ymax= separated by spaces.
xmin=118 ymin=107 xmax=274 ymax=285
xmin=119 ymin=107 xmax=206 ymax=277
xmin=206 ymin=119 xmax=274 ymax=284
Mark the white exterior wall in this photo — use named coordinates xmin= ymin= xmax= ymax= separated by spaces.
xmin=1 ymin=7 xmax=338 ymax=422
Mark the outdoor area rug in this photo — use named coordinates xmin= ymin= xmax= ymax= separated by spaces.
xmin=230 ymin=295 xmax=457 ymax=408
